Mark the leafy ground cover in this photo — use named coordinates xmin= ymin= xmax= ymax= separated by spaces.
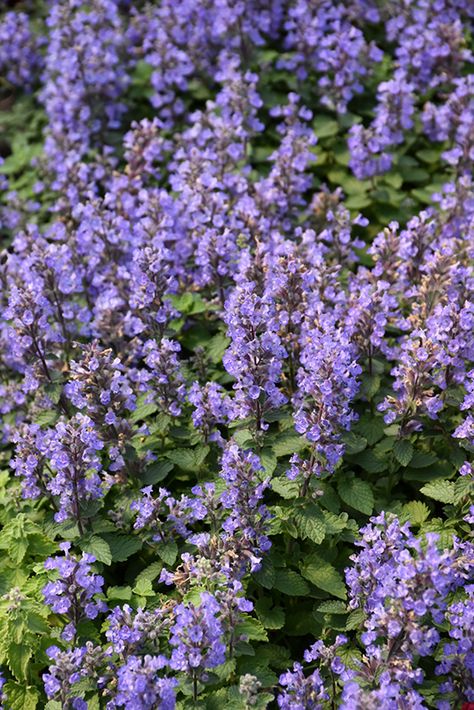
xmin=0 ymin=1 xmax=473 ymax=708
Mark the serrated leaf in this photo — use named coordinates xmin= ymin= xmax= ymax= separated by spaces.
xmin=157 ymin=540 xmax=178 ymax=566
xmin=409 ymin=451 xmax=438 ymax=468
xmin=271 ymin=477 xmax=300 ymax=499
xmin=135 ymin=562 xmax=163 ymax=587
xmin=130 ymin=402 xmax=158 ymax=423
xmin=316 ymin=600 xmax=348 ymax=614
xmin=79 ymin=536 xmax=112 ymax=565
xmin=255 ymin=599 xmax=285 ymax=630
xmin=337 ymin=478 xmax=374 ymax=516
xmin=102 ymin=534 xmax=142 ymax=562
xmin=7 ymin=642 xmax=32 ymax=681
xmin=166 ymin=446 xmax=209 ymax=472
xmin=236 ymin=615 xmax=268 ymax=642
xmin=301 ymin=555 xmax=347 ymax=600
xmin=359 ymin=374 xmax=381 ymax=399
xmin=393 ymin=439 xmax=414 ymax=466
xmin=4 ymin=682 xmax=39 ymax=710
xmin=420 ymin=480 xmax=455 ymax=504
xmin=402 ymin=501 xmax=430 ymax=525
xmin=345 ymin=608 xmax=365 ymax=630
xmin=454 ymin=475 xmax=473 ymax=504
xmin=106 ymin=586 xmax=132 ymax=601
xmin=273 ymin=569 xmax=310 ymax=596
xmin=33 ymin=409 xmax=59 ymax=427
xmin=416 ymin=149 xmax=441 ymax=164
xmin=350 ymin=449 xmax=387 ymax=473
xmin=260 ymin=448 xmax=277 ymax=475
xmin=133 ymin=578 xmax=155 ymax=597
xmin=313 ymin=116 xmax=339 ymax=138
xmin=141 ymin=460 xmax=174 ymax=485
xmin=355 ymin=417 xmax=385 ymax=445
xmin=341 ymin=431 xmax=367 ymax=455
xmin=252 ymin=556 xmax=275 ymax=590
xmin=322 ymin=510 xmax=348 ymax=534
xmin=293 ymin=504 xmax=326 ymax=544
xmin=207 ymin=333 xmax=230 ymax=364
xmin=272 ymin=434 xmax=305 ymax=458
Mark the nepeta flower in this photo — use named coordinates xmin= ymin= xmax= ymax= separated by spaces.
xmin=0 ymin=11 xmax=43 ymax=89
xmin=188 ymin=381 xmax=230 ymax=441
xmin=131 ymin=486 xmax=206 ymax=542
xmin=223 ymin=256 xmax=287 ymax=430
xmin=43 ymin=542 xmax=107 ymax=641
xmin=219 ymin=443 xmax=271 ymax=573
xmin=137 ymin=339 xmax=186 ymax=417
xmin=105 ymin=604 xmax=173 ymax=657
xmin=112 ymin=656 xmax=177 ymax=710
xmin=290 ymin=315 xmax=361 ymax=481
xmin=169 ymin=592 xmax=226 ymax=692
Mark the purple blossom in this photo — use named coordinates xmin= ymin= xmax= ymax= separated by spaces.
xmin=112 ymin=656 xmax=177 ymax=710
xmin=0 ymin=12 xmax=43 ymax=89
xmin=169 ymin=592 xmax=226 ymax=690
xmin=43 ymin=542 xmax=107 ymax=641
xmin=290 ymin=314 xmax=361 ymax=481
xmin=223 ymin=255 xmax=287 ymax=430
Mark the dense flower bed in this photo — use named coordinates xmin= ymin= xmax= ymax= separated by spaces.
xmin=0 ymin=1 xmax=473 ymax=708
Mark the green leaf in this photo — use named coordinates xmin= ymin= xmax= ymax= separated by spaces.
xmin=359 ymin=374 xmax=381 ymax=399
xmin=106 ymin=586 xmax=133 ymax=601
xmin=301 ymin=555 xmax=347 ymax=599
xmin=322 ymin=510 xmax=349 ymax=534
xmin=207 ymin=332 xmax=230 ymax=364
xmin=416 ymin=149 xmax=441 ymax=164
xmin=141 ymin=461 xmax=174 ymax=485
xmin=135 ymin=562 xmax=163 ymax=587
xmin=313 ymin=116 xmax=339 ymax=138
xmin=102 ymin=534 xmax=142 ymax=562
xmin=236 ymin=615 xmax=268 ymax=642
xmin=157 ymin=540 xmax=178 ymax=566
xmin=272 ymin=434 xmax=305 ymax=458
xmin=80 ymin=536 xmax=112 ymax=565
xmin=0 ymin=516 xmax=29 ymax=564
xmin=402 ymin=501 xmax=430 ymax=526
xmin=293 ymin=504 xmax=326 ymax=544
xmin=393 ymin=439 xmax=414 ymax=467
xmin=33 ymin=409 xmax=59 ymax=427
xmin=337 ymin=478 xmax=374 ymax=516
xmin=169 ymin=293 xmax=193 ymax=312
xmin=383 ymin=172 xmax=403 ymax=189
xmin=260 ymin=448 xmax=277 ymax=475
xmin=271 ymin=477 xmax=300 ymax=500
xmin=341 ymin=432 xmax=367 ymax=455
xmin=273 ymin=569 xmax=310 ymax=596
xmin=130 ymin=402 xmax=159 ymax=423
xmin=454 ymin=475 xmax=473 ymax=504
xmin=316 ymin=600 xmax=348 ymax=614
xmin=345 ymin=608 xmax=365 ymax=631
xmin=420 ymin=480 xmax=455 ymax=504
xmin=350 ymin=449 xmax=387 ymax=473
xmin=133 ymin=578 xmax=155 ymax=597
xmin=7 ymin=642 xmax=32 ymax=681
xmin=355 ymin=417 xmax=385 ymax=445
xmin=252 ymin=556 xmax=275 ymax=590
xmin=345 ymin=194 xmax=371 ymax=210
xmin=409 ymin=451 xmax=438 ymax=468
xmin=166 ymin=446 xmax=209 ymax=472
xmin=255 ymin=599 xmax=285 ymax=630
xmin=3 ymin=682 xmax=39 ymax=710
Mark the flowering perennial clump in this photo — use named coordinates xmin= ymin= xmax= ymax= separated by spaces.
xmin=0 ymin=1 xmax=472 ymax=708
